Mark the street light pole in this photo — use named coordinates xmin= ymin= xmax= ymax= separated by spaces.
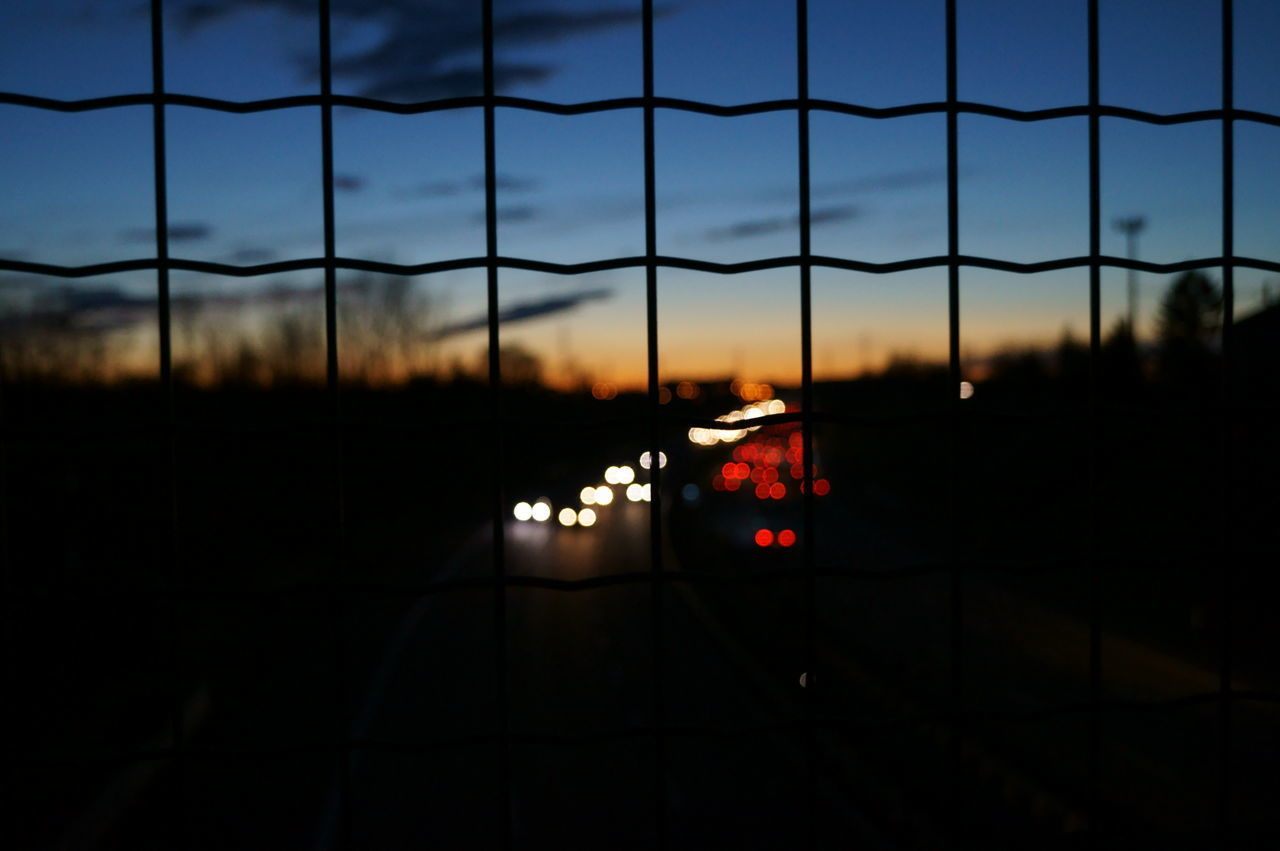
xmin=1113 ymin=216 xmax=1146 ymax=336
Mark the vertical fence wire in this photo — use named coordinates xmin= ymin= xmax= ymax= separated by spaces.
xmin=641 ymin=2 xmax=667 ymax=846
xmin=1086 ymin=0 xmax=1103 ymax=840
xmin=943 ymin=0 xmax=965 ymax=838
xmin=316 ymin=1 xmax=351 ymax=845
xmin=480 ymin=1 xmax=512 ymax=846
xmin=148 ymin=2 xmax=184 ymax=847
xmin=794 ymin=0 xmax=818 ymax=845
xmin=1217 ymin=0 xmax=1235 ymax=842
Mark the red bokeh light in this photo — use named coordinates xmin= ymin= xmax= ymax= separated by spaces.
xmin=755 ymin=528 xmax=774 ymax=547
xmin=712 ymin=474 xmax=726 ymax=491
xmin=722 ymin=461 xmax=737 ymax=479
xmin=769 ymin=482 xmax=786 ymax=499
xmin=725 ymin=477 xmax=742 ymax=491
xmin=777 ymin=529 xmax=796 ymax=547
xmin=814 ymin=478 xmax=830 ymax=496
xmin=762 ymin=467 xmax=778 ymax=484
xmin=735 ymin=462 xmax=750 ymax=479
xmin=755 ymin=483 xmax=770 ymax=499
xmin=791 ymin=463 xmax=804 ymax=480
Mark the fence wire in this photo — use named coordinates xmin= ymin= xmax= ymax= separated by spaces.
xmin=2 ymin=0 xmax=1277 ymax=847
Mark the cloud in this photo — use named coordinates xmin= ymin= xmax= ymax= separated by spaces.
xmin=478 ymin=174 xmax=539 ymax=193
xmin=226 ymin=247 xmax=277 ymax=263
xmin=0 ymin=282 xmax=157 ymax=333
xmin=703 ymin=205 xmax=858 ymax=241
xmin=754 ymin=168 xmax=951 ymax=204
xmin=429 ymin=288 xmax=611 ymax=338
xmin=398 ymin=173 xmax=538 ymax=200
xmin=173 ymin=0 xmax=671 ymax=100
xmin=333 ymin=174 xmax=365 ymax=193
xmin=119 ymin=223 xmax=213 ymax=244
xmin=472 ymin=205 xmax=538 ymax=224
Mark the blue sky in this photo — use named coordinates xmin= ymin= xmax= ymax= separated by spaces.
xmin=1 ymin=0 xmax=1277 ymax=385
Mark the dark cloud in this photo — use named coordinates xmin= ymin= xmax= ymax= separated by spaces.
xmin=754 ymin=168 xmax=951 ymax=204
xmin=475 ymin=173 xmax=539 ymax=193
xmin=810 ymin=206 xmax=860 ymax=225
xmin=429 ymin=288 xmax=611 ymax=339
xmin=0 ymin=277 xmax=325 ymax=334
xmin=120 ymin=223 xmax=213 ymax=244
xmin=0 ymin=283 xmax=156 ymax=333
xmin=703 ymin=205 xmax=858 ymax=242
xmin=333 ymin=174 xmax=365 ymax=192
xmin=226 ymin=247 xmax=277 ymax=264
xmin=173 ymin=0 xmax=672 ymax=100
xmin=399 ymin=173 xmax=537 ymax=200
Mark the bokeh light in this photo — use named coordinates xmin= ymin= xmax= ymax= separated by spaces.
xmin=778 ymin=529 xmax=796 ymax=547
xmin=531 ymin=500 xmax=551 ymax=522
xmin=754 ymin=528 xmax=774 ymax=547
xmin=558 ymin=507 xmax=578 ymax=526
xmin=578 ymin=507 xmax=597 ymax=527
xmin=639 ymin=450 xmax=668 ymax=469
xmin=580 ymin=486 xmax=597 ymax=505
xmin=594 ymin=485 xmax=614 ymax=505
xmin=513 ymin=501 xmax=533 ymax=521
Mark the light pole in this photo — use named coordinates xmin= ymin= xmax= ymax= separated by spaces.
xmin=1112 ymin=216 xmax=1146 ymax=336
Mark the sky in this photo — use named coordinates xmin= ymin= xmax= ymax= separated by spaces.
xmin=1 ymin=0 xmax=1278 ymax=387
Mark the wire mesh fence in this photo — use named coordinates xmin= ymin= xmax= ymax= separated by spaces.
xmin=2 ymin=0 xmax=1279 ymax=847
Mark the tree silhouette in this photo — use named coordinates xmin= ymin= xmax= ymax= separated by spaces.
xmin=1157 ymin=270 xmax=1221 ymax=345
xmin=1155 ymin=270 xmax=1221 ymax=392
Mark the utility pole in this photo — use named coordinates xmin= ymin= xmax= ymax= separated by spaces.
xmin=1113 ymin=216 xmax=1146 ymax=336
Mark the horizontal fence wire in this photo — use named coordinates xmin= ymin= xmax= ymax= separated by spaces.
xmin=4 ymin=254 xmax=1280 ymax=279
xmin=4 ymin=91 xmax=1280 ymax=126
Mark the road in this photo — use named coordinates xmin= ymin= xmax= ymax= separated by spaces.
xmin=98 ymin=472 xmax=1274 ymax=849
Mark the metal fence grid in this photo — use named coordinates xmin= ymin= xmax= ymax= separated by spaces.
xmin=3 ymin=0 xmax=1280 ymax=847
